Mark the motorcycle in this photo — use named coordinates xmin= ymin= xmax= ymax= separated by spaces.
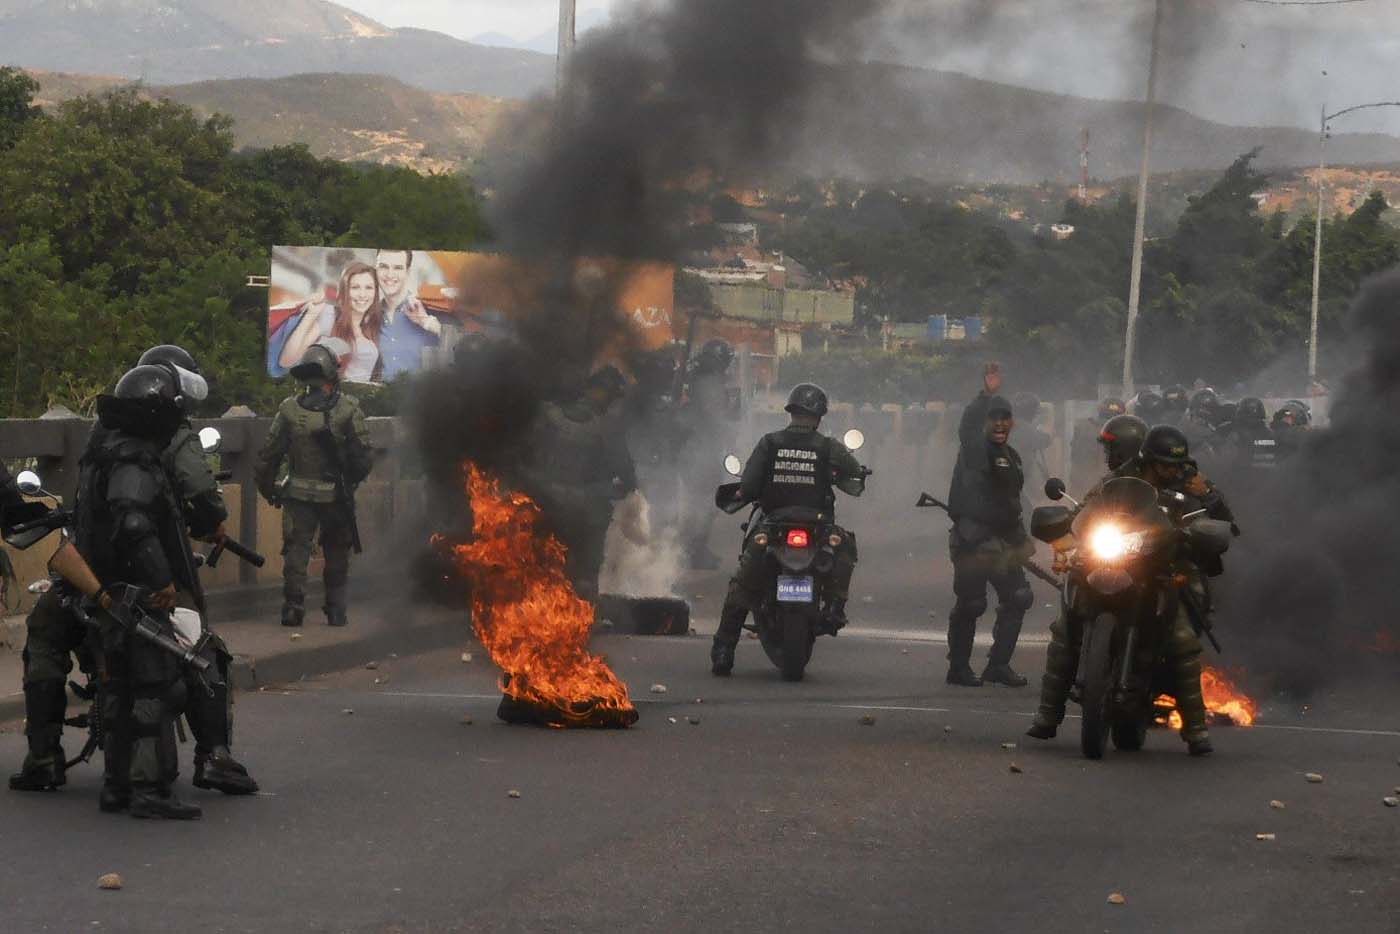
xmin=714 ymin=429 xmax=869 ymax=682
xmin=1031 ymin=476 xmax=1232 ymax=760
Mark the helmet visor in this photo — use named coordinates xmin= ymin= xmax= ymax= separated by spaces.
xmin=171 ymin=364 xmax=208 ymax=403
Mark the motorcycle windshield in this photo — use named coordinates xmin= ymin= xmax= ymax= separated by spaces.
xmin=1072 ymin=477 xmax=1171 ymax=537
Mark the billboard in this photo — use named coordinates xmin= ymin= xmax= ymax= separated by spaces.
xmin=268 ymin=246 xmax=676 ymax=384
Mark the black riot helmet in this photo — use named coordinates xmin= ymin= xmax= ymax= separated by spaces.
xmin=1132 ymin=390 xmax=1165 ymax=422
xmin=1098 ymin=414 xmax=1148 ymax=471
xmin=1163 ymin=385 xmax=1189 ymax=414
xmin=290 ymin=340 xmax=347 ymax=385
xmin=785 ymin=383 xmax=829 ymax=419
xmin=139 ymin=344 xmax=201 ymax=375
xmin=1097 ymin=397 xmax=1126 ymax=422
xmin=97 ymin=364 xmax=189 ymax=442
xmin=696 ymin=339 xmax=735 ymax=373
xmin=1189 ymin=388 xmax=1219 ymax=419
xmin=1236 ymin=397 xmax=1267 ymax=424
xmin=1139 ymin=424 xmax=1192 ymax=467
xmin=1272 ymin=400 xmax=1312 ymax=430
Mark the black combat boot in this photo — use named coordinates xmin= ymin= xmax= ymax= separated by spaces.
xmin=325 ymin=607 xmax=349 ymax=628
xmin=710 ymin=603 xmax=747 ymax=676
xmin=981 ymin=662 xmax=1028 ymax=687
xmin=821 ymin=598 xmax=850 ymax=635
xmin=946 ymin=616 xmax=982 ymax=686
xmin=129 ymin=785 xmax=202 ymax=821
xmin=194 ymin=746 xmax=260 ymax=795
xmin=710 ymin=641 xmax=735 ymax=677
xmin=280 ymin=604 xmax=304 ymax=627
xmin=8 ymin=682 xmax=68 ymax=792
xmin=99 ymin=784 xmax=131 ymax=813
xmin=1187 ymin=735 xmax=1214 ymax=757
xmin=1026 ymin=717 xmax=1058 ymax=740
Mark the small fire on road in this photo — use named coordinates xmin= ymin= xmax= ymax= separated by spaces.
xmin=438 ymin=465 xmax=638 ymax=729
xmin=1155 ymin=666 xmax=1259 ymax=730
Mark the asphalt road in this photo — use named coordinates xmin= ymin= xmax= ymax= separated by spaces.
xmin=1 ymin=626 xmax=1396 ymax=934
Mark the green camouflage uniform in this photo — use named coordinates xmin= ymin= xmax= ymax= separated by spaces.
xmin=255 ymin=389 xmax=372 ymax=623
xmin=1033 ymin=464 xmax=1231 ymax=745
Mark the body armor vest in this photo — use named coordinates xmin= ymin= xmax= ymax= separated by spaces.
xmin=760 ymin=429 xmax=833 ymax=514
xmin=281 ymin=393 xmax=358 ymax=503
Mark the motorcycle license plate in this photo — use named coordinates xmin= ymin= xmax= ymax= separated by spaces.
xmin=776 ymin=576 xmax=816 ymax=603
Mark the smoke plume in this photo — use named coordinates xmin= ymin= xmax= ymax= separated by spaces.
xmin=1227 ymin=269 xmax=1400 ymax=693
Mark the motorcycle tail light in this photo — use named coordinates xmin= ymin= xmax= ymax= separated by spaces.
xmin=828 ymin=533 xmax=843 ymax=547
xmin=786 ymin=529 xmax=811 ymax=548
xmin=753 ymin=532 xmax=769 ymax=547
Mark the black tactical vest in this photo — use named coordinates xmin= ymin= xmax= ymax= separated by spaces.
xmin=760 ymin=428 xmax=833 ymax=514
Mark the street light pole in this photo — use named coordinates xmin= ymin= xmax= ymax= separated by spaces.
xmin=1307 ymin=99 xmax=1400 ymax=394
xmin=1308 ymin=104 xmax=1326 ymax=389
xmin=1121 ymin=0 xmax=1164 ymax=397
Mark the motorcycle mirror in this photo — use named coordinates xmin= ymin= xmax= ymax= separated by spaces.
xmin=1044 ymin=478 xmax=1067 ymax=502
xmin=723 ymin=454 xmax=742 ymax=477
xmin=198 ymin=426 xmax=223 ymax=455
xmin=16 ymin=470 xmax=43 ymax=496
xmin=843 ymin=429 xmax=866 ymax=452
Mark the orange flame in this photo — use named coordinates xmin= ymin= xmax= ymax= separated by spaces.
xmin=439 ymin=464 xmax=637 ymax=728
xmin=1154 ymin=666 xmax=1258 ymax=730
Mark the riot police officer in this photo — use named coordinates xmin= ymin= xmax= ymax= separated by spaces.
xmin=946 ymin=395 xmax=1033 ymax=687
xmin=256 ymin=341 xmax=374 ymax=628
xmin=1071 ymin=398 xmax=1125 ymax=491
xmin=1098 ymin=414 xmax=1149 ymax=472
xmin=710 ymin=383 xmax=865 ymax=676
xmin=1028 ymin=426 xmax=1232 ymax=755
xmin=1162 ymin=385 xmax=1190 ymax=426
xmin=1224 ymin=396 xmax=1277 ymax=472
xmin=137 ymin=345 xmax=257 ymax=795
xmin=1012 ymin=391 xmax=1052 ymax=487
xmin=10 ymin=346 xmax=256 ymax=796
xmin=1271 ymin=400 xmax=1311 ymax=460
xmin=520 ymin=365 xmax=638 ymax=599
xmin=681 ymin=340 xmax=737 ymax=569
xmin=83 ymin=364 xmax=210 ymax=817
xmin=1131 ymin=389 xmax=1166 ymax=425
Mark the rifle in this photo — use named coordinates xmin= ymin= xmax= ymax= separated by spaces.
xmin=70 ymin=585 xmax=211 ymax=675
xmin=1179 ymin=584 xmax=1224 ymax=654
xmin=316 ymin=412 xmax=363 ymax=555
xmin=916 ymin=492 xmax=1062 ymax=590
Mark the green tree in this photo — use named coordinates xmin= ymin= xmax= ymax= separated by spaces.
xmin=0 ymin=66 xmax=40 ymax=150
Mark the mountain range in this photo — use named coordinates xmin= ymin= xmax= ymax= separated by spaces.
xmin=0 ymin=0 xmax=555 ymax=97
xmin=7 ymin=1 xmax=1400 ymax=185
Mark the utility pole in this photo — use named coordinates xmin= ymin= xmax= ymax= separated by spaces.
xmin=1079 ymin=128 xmax=1090 ymax=202
xmin=557 ymin=0 xmax=577 ymax=96
xmin=1121 ymin=0 xmax=1164 ymax=398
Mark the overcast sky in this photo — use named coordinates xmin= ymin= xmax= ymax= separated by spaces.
xmin=335 ymin=0 xmax=1399 ymax=134
xmin=338 ymin=0 xmax=616 ymax=40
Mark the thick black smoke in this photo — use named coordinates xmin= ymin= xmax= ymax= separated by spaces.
xmin=408 ymin=0 xmax=893 ymax=592
xmin=1227 ymin=269 xmax=1400 ymax=694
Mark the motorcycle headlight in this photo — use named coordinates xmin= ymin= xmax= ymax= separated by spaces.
xmin=1087 ymin=523 xmax=1147 ymax=561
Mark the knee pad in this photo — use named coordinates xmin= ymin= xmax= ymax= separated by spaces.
xmin=1008 ymin=586 xmax=1035 ymax=614
xmin=953 ymin=596 xmax=988 ymax=620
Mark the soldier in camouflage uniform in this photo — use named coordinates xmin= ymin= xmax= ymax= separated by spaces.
xmin=256 ymin=341 xmax=373 ymax=628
